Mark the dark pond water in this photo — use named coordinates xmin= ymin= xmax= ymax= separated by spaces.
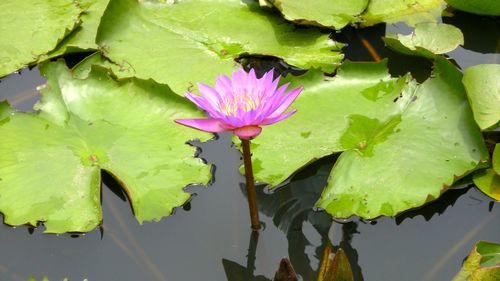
xmin=0 ymin=10 xmax=499 ymax=281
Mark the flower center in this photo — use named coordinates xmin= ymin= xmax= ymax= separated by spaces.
xmin=219 ymin=94 xmax=261 ymax=116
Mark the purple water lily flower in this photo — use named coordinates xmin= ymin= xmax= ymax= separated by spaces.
xmin=175 ymin=68 xmax=303 ymax=139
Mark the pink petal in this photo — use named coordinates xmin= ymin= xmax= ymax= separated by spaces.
xmin=197 ymin=83 xmax=223 ymax=106
xmin=266 ymin=86 xmax=303 ymax=119
xmin=175 ymin=118 xmax=228 ymax=133
xmin=214 ymin=75 xmax=233 ymax=98
xmin=246 ymin=68 xmax=258 ymax=95
xmin=231 ymin=69 xmax=248 ymax=94
xmin=233 ymin=126 xmax=262 ymax=140
xmin=185 ymin=93 xmax=222 ymax=118
xmin=259 ymin=70 xmax=276 ymax=97
xmin=261 ymin=109 xmax=297 ymax=125
xmin=258 ymin=82 xmax=290 ymax=119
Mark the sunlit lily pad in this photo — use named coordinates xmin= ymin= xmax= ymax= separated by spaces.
xmin=0 ymin=61 xmax=210 ymax=233
xmin=463 ymin=64 xmax=500 ymax=131
xmin=446 ymin=0 xmax=500 ymax=16
xmin=0 ymin=0 xmax=81 ymax=77
xmin=251 ymin=58 xmax=487 ymax=219
xmin=262 ymin=0 xmax=369 ymax=29
xmin=384 ymin=23 xmax=464 ymax=58
xmin=361 ymin=0 xmax=445 ymax=27
xmin=453 ymin=241 xmax=500 ymax=281
xmin=48 ymin=0 xmax=110 ymax=56
xmin=96 ymin=0 xmax=343 ymax=95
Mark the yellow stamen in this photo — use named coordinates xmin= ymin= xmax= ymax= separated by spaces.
xmin=219 ymin=93 xmax=261 ymax=116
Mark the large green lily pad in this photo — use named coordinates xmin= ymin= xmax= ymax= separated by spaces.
xmin=453 ymin=241 xmax=500 ymax=281
xmin=262 ymin=0 xmax=369 ymax=29
xmin=95 ymin=0 xmax=343 ymax=95
xmin=446 ymin=0 xmax=500 ymax=16
xmin=463 ymin=64 xmax=500 ymax=131
xmin=48 ymin=0 xmax=110 ymax=57
xmin=361 ymin=0 xmax=445 ymax=27
xmin=384 ymin=23 xmax=464 ymax=58
xmin=0 ymin=61 xmax=210 ymax=233
xmin=251 ymin=58 xmax=487 ymax=219
xmin=0 ymin=0 xmax=81 ymax=77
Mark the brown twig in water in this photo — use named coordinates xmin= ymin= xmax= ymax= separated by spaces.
xmin=357 ymin=33 xmax=382 ymax=62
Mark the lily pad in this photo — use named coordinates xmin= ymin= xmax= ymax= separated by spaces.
xmin=48 ymin=0 xmax=111 ymax=56
xmin=384 ymin=23 xmax=464 ymax=58
xmin=453 ymin=241 xmax=500 ymax=281
xmin=473 ymin=169 xmax=500 ymax=201
xmin=360 ymin=0 xmax=445 ymax=27
xmin=463 ymin=64 xmax=500 ymax=130
xmin=0 ymin=0 xmax=81 ymax=77
xmin=473 ymin=144 xmax=500 ymax=201
xmin=263 ymin=0 xmax=369 ymax=29
xmin=445 ymin=0 xmax=500 ymax=16
xmin=0 ymin=61 xmax=210 ymax=233
xmin=251 ymin=58 xmax=487 ymax=219
xmin=318 ymin=58 xmax=487 ymax=218
xmin=95 ymin=0 xmax=343 ymax=95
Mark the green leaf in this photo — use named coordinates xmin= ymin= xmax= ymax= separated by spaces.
xmin=463 ymin=64 xmax=500 ymax=130
xmin=251 ymin=60 xmax=402 ymax=186
xmin=0 ymin=0 xmax=81 ymax=77
xmin=453 ymin=241 xmax=500 ymax=281
xmin=445 ymin=0 xmax=500 ymax=16
xmin=318 ymin=58 xmax=487 ymax=218
xmin=470 ymin=268 xmax=500 ymax=281
xmin=383 ymin=23 xmax=464 ymax=58
xmin=264 ymin=0 xmax=369 ymax=29
xmin=48 ymin=0 xmax=111 ymax=56
xmin=251 ymin=58 xmax=487 ymax=219
xmin=361 ymin=0 xmax=445 ymax=27
xmin=95 ymin=0 xmax=343 ymax=95
xmin=0 ymin=61 xmax=210 ymax=233
xmin=473 ymin=169 xmax=500 ymax=201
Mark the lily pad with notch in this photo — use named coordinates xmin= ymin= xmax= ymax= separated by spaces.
xmin=0 ymin=61 xmax=211 ymax=233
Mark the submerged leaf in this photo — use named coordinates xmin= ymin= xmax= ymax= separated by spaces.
xmin=453 ymin=241 xmax=500 ymax=281
xmin=462 ymin=64 xmax=500 ymax=131
xmin=0 ymin=61 xmax=210 ymax=233
xmin=360 ymin=0 xmax=446 ymax=27
xmin=384 ymin=23 xmax=464 ymax=58
xmin=95 ymin=0 xmax=343 ymax=95
xmin=264 ymin=0 xmax=369 ymax=29
xmin=251 ymin=58 xmax=487 ymax=219
xmin=274 ymin=258 xmax=298 ymax=281
xmin=0 ymin=0 xmax=81 ymax=77
xmin=330 ymin=248 xmax=354 ymax=281
xmin=445 ymin=0 xmax=500 ymax=16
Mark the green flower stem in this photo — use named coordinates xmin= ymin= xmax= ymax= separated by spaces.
xmin=240 ymin=138 xmax=261 ymax=231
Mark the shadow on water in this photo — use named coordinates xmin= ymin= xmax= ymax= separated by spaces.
xmin=0 ymin=9 xmax=499 ymax=281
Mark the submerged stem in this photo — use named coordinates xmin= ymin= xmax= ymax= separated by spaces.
xmin=240 ymin=138 xmax=261 ymax=231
